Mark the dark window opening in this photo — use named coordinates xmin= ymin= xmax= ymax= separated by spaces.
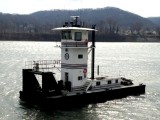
xmin=75 ymin=32 xmax=82 ymax=41
xmin=78 ymin=76 xmax=83 ymax=80
xmin=62 ymin=31 xmax=72 ymax=39
xmin=108 ymin=80 xmax=111 ymax=84
xmin=96 ymin=81 xmax=100 ymax=86
xmin=115 ymin=79 xmax=118 ymax=83
xmin=78 ymin=54 xmax=83 ymax=59
xmin=65 ymin=72 xmax=69 ymax=82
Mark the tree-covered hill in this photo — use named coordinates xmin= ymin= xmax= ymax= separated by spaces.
xmin=0 ymin=7 xmax=159 ymax=41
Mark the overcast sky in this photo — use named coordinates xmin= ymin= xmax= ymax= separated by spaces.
xmin=0 ymin=0 xmax=159 ymax=17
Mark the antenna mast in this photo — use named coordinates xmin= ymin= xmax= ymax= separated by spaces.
xmin=91 ymin=25 xmax=96 ymax=79
xmin=71 ymin=16 xmax=80 ymax=27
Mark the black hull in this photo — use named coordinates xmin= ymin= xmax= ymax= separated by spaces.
xmin=20 ymin=84 xmax=145 ymax=109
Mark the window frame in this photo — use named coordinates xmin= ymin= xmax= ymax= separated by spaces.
xmin=96 ymin=81 xmax=101 ymax=86
xmin=78 ymin=54 xmax=83 ymax=59
xmin=62 ymin=31 xmax=72 ymax=39
xmin=115 ymin=79 xmax=118 ymax=83
xmin=75 ymin=32 xmax=82 ymax=41
xmin=78 ymin=76 xmax=83 ymax=80
xmin=108 ymin=80 xmax=112 ymax=84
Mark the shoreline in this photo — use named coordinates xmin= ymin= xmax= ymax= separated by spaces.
xmin=0 ymin=33 xmax=160 ymax=42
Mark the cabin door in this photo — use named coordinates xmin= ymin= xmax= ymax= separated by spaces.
xmin=65 ymin=72 xmax=69 ymax=82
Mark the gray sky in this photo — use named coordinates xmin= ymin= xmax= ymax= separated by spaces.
xmin=0 ymin=0 xmax=159 ymax=17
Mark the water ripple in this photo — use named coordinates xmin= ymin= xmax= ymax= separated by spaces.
xmin=0 ymin=42 xmax=160 ymax=120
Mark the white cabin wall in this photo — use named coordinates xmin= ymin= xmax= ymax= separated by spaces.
xmin=71 ymin=69 xmax=86 ymax=87
xmin=61 ymin=69 xmax=86 ymax=87
xmin=60 ymin=29 xmax=89 ymax=88
xmin=82 ymin=31 xmax=88 ymax=41
xmin=61 ymin=48 xmax=88 ymax=87
xmin=70 ymin=48 xmax=88 ymax=64
xmin=61 ymin=69 xmax=73 ymax=81
xmin=61 ymin=48 xmax=88 ymax=64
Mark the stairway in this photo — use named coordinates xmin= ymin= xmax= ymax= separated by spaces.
xmin=72 ymin=81 xmax=91 ymax=92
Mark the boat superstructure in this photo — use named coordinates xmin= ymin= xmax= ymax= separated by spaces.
xmin=19 ymin=16 xmax=145 ymax=108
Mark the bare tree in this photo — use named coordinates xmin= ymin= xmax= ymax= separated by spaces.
xmin=106 ymin=17 xmax=119 ymax=34
xmin=130 ymin=21 xmax=143 ymax=35
xmin=156 ymin=26 xmax=160 ymax=36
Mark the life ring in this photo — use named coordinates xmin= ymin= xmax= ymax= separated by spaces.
xmin=83 ymin=68 xmax=87 ymax=73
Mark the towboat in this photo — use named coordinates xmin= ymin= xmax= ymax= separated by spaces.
xmin=19 ymin=16 xmax=145 ymax=108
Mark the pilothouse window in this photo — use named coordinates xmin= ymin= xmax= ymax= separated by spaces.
xmin=75 ymin=32 xmax=82 ymax=41
xmin=62 ymin=31 xmax=72 ymax=39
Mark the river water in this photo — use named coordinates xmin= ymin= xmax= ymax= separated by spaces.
xmin=0 ymin=41 xmax=160 ymax=120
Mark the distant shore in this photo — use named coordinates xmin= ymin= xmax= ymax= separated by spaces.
xmin=0 ymin=33 xmax=160 ymax=42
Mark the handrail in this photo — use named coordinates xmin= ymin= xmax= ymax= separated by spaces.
xmin=25 ymin=60 xmax=61 ymax=72
xmin=85 ymin=82 xmax=93 ymax=92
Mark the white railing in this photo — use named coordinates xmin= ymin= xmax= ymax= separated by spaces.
xmin=85 ymin=82 xmax=93 ymax=92
xmin=61 ymin=40 xmax=88 ymax=47
xmin=25 ymin=60 xmax=61 ymax=72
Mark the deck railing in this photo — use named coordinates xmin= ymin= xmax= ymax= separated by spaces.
xmin=25 ymin=60 xmax=61 ymax=72
xmin=61 ymin=41 xmax=88 ymax=47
